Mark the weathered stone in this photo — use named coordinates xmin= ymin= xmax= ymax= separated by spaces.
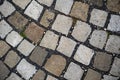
xmin=74 ymin=45 xmax=94 ymax=65
xmin=84 ymin=69 xmax=101 ymax=80
xmin=13 ymin=0 xmax=31 ymax=9
xmin=70 ymin=1 xmax=89 ymax=21
xmin=89 ymin=30 xmax=107 ymax=49
xmin=93 ymin=52 xmax=112 ymax=71
xmin=40 ymin=10 xmax=55 ymax=28
xmin=52 ymin=14 xmax=72 ymax=35
xmin=107 ymin=15 xmax=120 ymax=32
xmin=6 ymin=73 xmax=22 ymax=80
xmin=44 ymin=55 xmax=66 ymax=76
xmin=0 ymin=40 xmax=10 ymax=58
xmin=6 ymin=31 xmax=23 ymax=47
xmin=0 ymin=20 xmax=12 ymax=39
xmin=25 ymin=22 xmax=45 ymax=43
xmin=24 ymin=0 xmax=43 ymax=20
xmin=88 ymin=0 xmax=103 ymax=7
xmin=32 ymin=69 xmax=46 ymax=80
xmin=72 ymin=21 xmax=91 ymax=42
xmin=57 ymin=36 xmax=76 ymax=57
xmin=102 ymin=75 xmax=119 ymax=80
xmin=4 ymin=50 xmax=20 ymax=68
xmin=0 ymin=61 xmax=10 ymax=80
xmin=8 ymin=11 xmax=28 ymax=31
xmin=107 ymin=0 xmax=120 ymax=12
xmin=17 ymin=59 xmax=37 ymax=80
xmin=110 ymin=57 xmax=120 ymax=77
xmin=0 ymin=0 xmax=15 ymax=17
xmin=17 ymin=39 xmax=35 ymax=56
xmin=64 ymin=62 xmax=84 ymax=80
xmin=90 ymin=9 xmax=108 ymax=27
xmin=40 ymin=31 xmax=59 ymax=50
xmin=37 ymin=0 xmax=54 ymax=6
xmin=105 ymin=35 xmax=120 ymax=54
xmin=30 ymin=46 xmax=48 ymax=66
xmin=55 ymin=0 xmax=73 ymax=14
xmin=46 ymin=75 xmax=58 ymax=80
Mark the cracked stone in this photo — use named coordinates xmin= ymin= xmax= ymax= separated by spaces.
xmin=24 ymin=0 xmax=43 ymax=20
xmin=37 ymin=0 xmax=54 ymax=6
xmin=44 ymin=55 xmax=66 ymax=76
xmin=4 ymin=50 xmax=20 ymax=68
xmin=90 ymin=9 xmax=108 ymax=27
xmin=55 ymin=0 xmax=73 ymax=14
xmin=8 ymin=11 xmax=28 ymax=31
xmin=105 ymin=35 xmax=120 ymax=54
xmin=6 ymin=73 xmax=22 ymax=80
xmin=30 ymin=46 xmax=48 ymax=66
xmin=57 ymin=36 xmax=77 ymax=57
xmin=16 ymin=59 xmax=37 ymax=80
xmin=64 ymin=62 xmax=84 ymax=80
xmin=93 ymin=52 xmax=112 ymax=71
xmin=52 ymin=14 xmax=72 ymax=35
xmin=70 ymin=1 xmax=89 ymax=21
xmin=72 ymin=20 xmax=91 ymax=42
xmin=0 ymin=20 xmax=12 ymax=39
xmin=89 ymin=30 xmax=107 ymax=49
xmin=25 ymin=22 xmax=45 ymax=43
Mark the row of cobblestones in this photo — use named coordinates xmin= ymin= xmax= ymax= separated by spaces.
xmin=0 ymin=0 xmax=120 ymax=80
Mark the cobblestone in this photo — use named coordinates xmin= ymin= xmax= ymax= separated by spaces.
xmin=37 ymin=0 xmax=54 ymax=7
xmin=0 ymin=20 xmax=12 ymax=39
xmin=102 ymin=75 xmax=119 ymax=80
xmin=6 ymin=73 xmax=22 ymax=80
xmin=88 ymin=0 xmax=103 ymax=7
xmin=46 ymin=75 xmax=58 ymax=80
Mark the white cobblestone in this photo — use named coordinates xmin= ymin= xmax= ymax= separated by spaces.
xmin=74 ymin=45 xmax=94 ymax=65
xmin=17 ymin=59 xmax=37 ymax=80
xmin=17 ymin=39 xmax=35 ymax=56
xmin=52 ymin=14 xmax=72 ymax=35
xmin=57 ymin=36 xmax=76 ymax=57
xmin=72 ymin=21 xmax=91 ymax=42
xmin=24 ymin=0 xmax=43 ymax=20
xmin=46 ymin=75 xmax=58 ymax=80
xmin=0 ymin=20 xmax=12 ymax=39
xmin=102 ymin=75 xmax=119 ymax=80
xmin=55 ymin=0 xmax=73 ymax=14
xmin=6 ymin=73 xmax=22 ymax=80
xmin=37 ymin=0 xmax=54 ymax=6
xmin=6 ymin=31 xmax=23 ymax=47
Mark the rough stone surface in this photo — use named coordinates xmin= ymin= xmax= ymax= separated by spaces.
xmin=8 ymin=11 xmax=28 ymax=31
xmin=74 ymin=45 xmax=94 ymax=65
xmin=84 ymin=69 xmax=101 ymax=80
xmin=70 ymin=1 xmax=89 ymax=21
xmin=25 ymin=22 xmax=45 ymax=43
xmin=0 ymin=0 xmax=15 ymax=17
xmin=46 ymin=75 xmax=58 ymax=80
xmin=0 ymin=20 xmax=12 ymax=39
xmin=40 ymin=10 xmax=55 ymax=28
xmin=40 ymin=31 xmax=59 ymax=50
xmin=57 ymin=36 xmax=76 ymax=57
xmin=6 ymin=31 xmax=23 ymax=47
xmin=107 ymin=15 xmax=120 ymax=32
xmin=88 ymin=0 xmax=103 ymax=7
xmin=93 ymin=52 xmax=112 ymax=71
xmin=0 ymin=40 xmax=10 ymax=58
xmin=17 ymin=59 xmax=37 ymax=80
xmin=107 ymin=0 xmax=120 ymax=12
xmin=4 ymin=50 xmax=20 ymax=68
xmin=102 ymin=75 xmax=119 ymax=80
xmin=0 ymin=61 xmax=10 ymax=80
xmin=64 ymin=62 xmax=84 ymax=80
xmin=17 ymin=39 xmax=35 ymax=56
xmin=105 ymin=35 xmax=120 ymax=54
xmin=13 ymin=0 xmax=31 ymax=9
xmin=89 ymin=30 xmax=107 ymax=49
xmin=44 ymin=55 xmax=66 ymax=76
xmin=6 ymin=73 xmax=22 ymax=80
xmin=110 ymin=57 xmax=120 ymax=77
xmin=72 ymin=21 xmax=91 ymax=42
xmin=90 ymin=9 xmax=108 ymax=27
xmin=24 ymin=0 xmax=43 ymax=20
xmin=55 ymin=0 xmax=73 ymax=14
xmin=52 ymin=14 xmax=72 ymax=35
xmin=37 ymin=0 xmax=54 ymax=6
xmin=32 ymin=69 xmax=46 ymax=80
xmin=30 ymin=46 xmax=48 ymax=66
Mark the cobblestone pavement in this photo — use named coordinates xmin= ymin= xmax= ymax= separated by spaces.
xmin=0 ymin=0 xmax=120 ymax=80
